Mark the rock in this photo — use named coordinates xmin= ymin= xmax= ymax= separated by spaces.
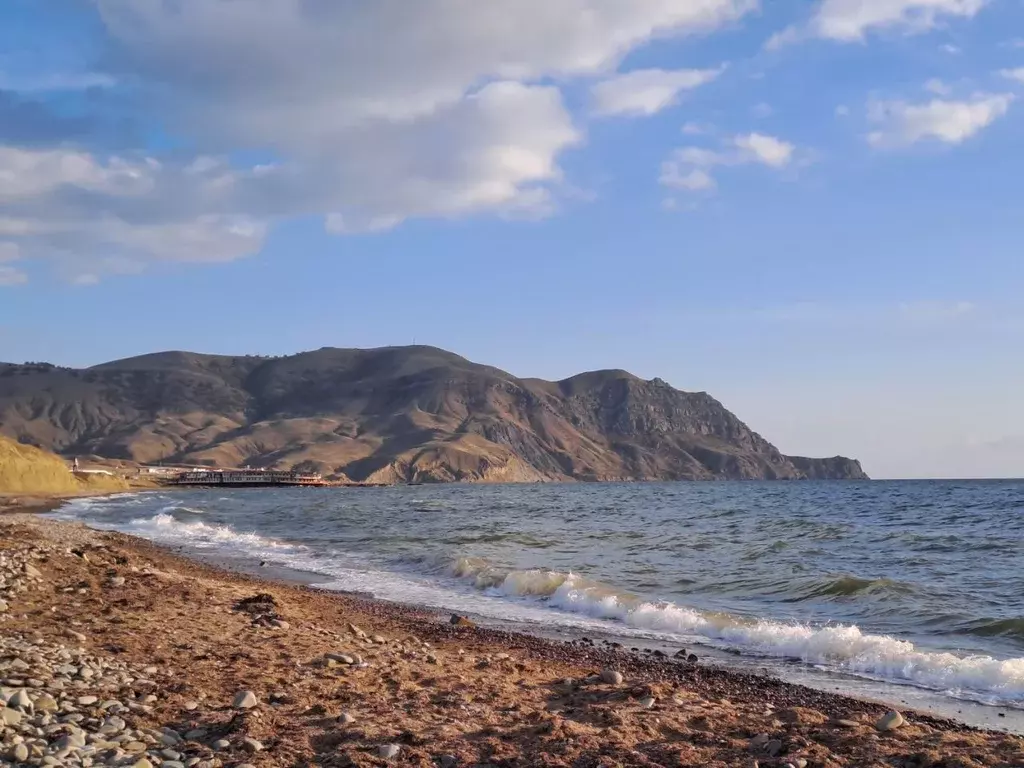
xmin=78 ymin=695 xmax=99 ymax=706
xmin=638 ymin=696 xmax=655 ymax=709
xmin=0 ymin=599 xmax=8 ymax=612
xmin=8 ymin=689 xmax=32 ymax=710
xmin=240 ymin=738 xmax=263 ymax=753
xmin=12 ymin=743 xmax=30 ymax=762
xmin=833 ymin=718 xmax=861 ymax=728
xmin=765 ymin=739 xmax=783 ymax=757
xmin=133 ymin=760 xmax=154 ymax=768
xmin=371 ymin=634 xmax=387 ymax=644
xmin=792 ymin=760 xmax=808 ymax=768
xmin=0 ymin=706 xmax=22 ymax=725
xmin=599 ymin=669 xmax=623 ymax=685
xmin=338 ymin=712 xmax=356 ymax=725
xmin=108 ymin=576 xmax=127 ymax=587
xmin=437 ymin=755 xmax=458 ymax=768
xmin=326 ymin=653 xmax=355 ymax=665
xmin=749 ymin=735 xmax=770 ymax=750
xmin=378 ymin=744 xmax=401 ymax=760
xmin=876 ymin=710 xmax=905 ymax=731
xmin=24 ymin=563 xmax=42 ymax=578
xmin=449 ymin=614 xmax=476 ymax=628
xmin=687 ymin=653 xmax=699 ymax=663
xmin=64 ymin=629 xmax=87 ymax=643
xmin=232 ymin=690 xmax=258 ymax=709
xmin=34 ymin=694 xmax=58 ymax=713
xmin=212 ymin=740 xmax=231 ymax=751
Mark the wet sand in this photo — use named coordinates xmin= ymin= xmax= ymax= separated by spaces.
xmin=2 ymin=511 xmax=1023 ymax=767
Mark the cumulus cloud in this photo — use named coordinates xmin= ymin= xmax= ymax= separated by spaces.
xmin=590 ymin=68 xmax=723 ymax=117
xmin=660 ymin=132 xmax=796 ymax=193
xmin=769 ymin=0 xmax=987 ymax=47
xmin=8 ymin=0 xmax=756 ymax=282
xmin=1000 ymin=68 xmax=1024 ymax=84
xmin=867 ymin=93 xmax=1013 ymax=147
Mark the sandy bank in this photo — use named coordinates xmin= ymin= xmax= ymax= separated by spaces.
xmin=1 ymin=514 xmax=1022 ymax=767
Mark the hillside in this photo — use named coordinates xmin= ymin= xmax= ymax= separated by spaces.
xmin=0 ymin=347 xmax=867 ymax=483
xmin=0 ymin=434 xmax=128 ymax=494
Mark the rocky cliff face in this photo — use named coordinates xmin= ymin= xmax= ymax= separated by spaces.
xmin=0 ymin=347 xmax=868 ymax=482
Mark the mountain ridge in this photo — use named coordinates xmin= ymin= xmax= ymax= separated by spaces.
xmin=0 ymin=345 xmax=867 ymax=483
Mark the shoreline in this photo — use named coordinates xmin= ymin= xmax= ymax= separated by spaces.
xmin=2 ymin=509 xmax=1023 ymax=766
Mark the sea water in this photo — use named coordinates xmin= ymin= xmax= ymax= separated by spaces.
xmin=54 ymin=480 xmax=1024 ymax=727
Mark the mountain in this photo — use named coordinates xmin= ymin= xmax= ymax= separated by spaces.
xmin=0 ymin=346 xmax=867 ymax=483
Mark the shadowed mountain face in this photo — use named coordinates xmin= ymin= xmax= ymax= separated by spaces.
xmin=0 ymin=346 xmax=867 ymax=483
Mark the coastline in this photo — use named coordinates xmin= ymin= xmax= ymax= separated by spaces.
xmin=2 ymin=508 xmax=1023 ymax=767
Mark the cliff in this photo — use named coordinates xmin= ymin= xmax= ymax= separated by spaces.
xmin=0 ymin=347 xmax=867 ymax=483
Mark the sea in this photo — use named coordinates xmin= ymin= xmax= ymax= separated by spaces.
xmin=52 ymin=480 xmax=1024 ymax=731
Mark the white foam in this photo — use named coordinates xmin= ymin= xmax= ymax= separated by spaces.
xmin=123 ymin=512 xmax=304 ymax=554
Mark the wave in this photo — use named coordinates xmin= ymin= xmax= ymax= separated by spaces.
xmin=439 ymin=556 xmax=1024 ymax=703
xmin=125 ymin=513 xmax=303 ymax=554
xmin=959 ymin=618 xmax=1024 ymax=642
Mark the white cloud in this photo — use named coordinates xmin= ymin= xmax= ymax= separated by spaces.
xmin=660 ymin=132 xmax=796 ymax=193
xmin=590 ymin=68 xmax=723 ymax=117
xmin=751 ymin=102 xmax=774 ymax=118
xmin=7 ymin=0 xmax=758 ymax=282
xmin=1000 ymin=68 xmax=1024 ymax=84
xmin=925 ymin=78 xmax=951 ymax=95
xmin=0 ymin=266 xmax=28 ymax=286
xmin=681 ymin=121 xmax=713 ymax=135
xmin=770 ymin=0 xmax=987 ymax=47
xmin=940 ymin=43 xmax=961 ymax=54
xmin=835 ymin=104 xmax=851 ymax=117
xmin=867 ymin=93 xmax=1013 ymax=147
xmin=733 ymin=133 xmax=795 ymax=167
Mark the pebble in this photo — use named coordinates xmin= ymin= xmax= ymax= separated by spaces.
xmin=638 ymin=696 xmax=655 ymax=709
xmin=599 ymin=669 xmax=624 ymax=685
xmin=9 ymin=689 xmax=32 ymax=710
xmin=765 ymin=739 xmax=783 ymax=757
xmin=133 ymin=760 xmax=154 ymax=768
xmin=232 ymin=690 xmax=258 ymax=709
xmin=78 ymin=695 xmax=99 ymax=705
xmin=241 ymin=737 xmax=263 ymax=752
xmin=12 ymin=743 xmax=30 ymax=761
xmin=212 ymin=739 xmax=231 ymax=751
xmin=437 ymin=755 xmax=458 ymax=768
xmin=378 ymin=744 xmax=401 ymax=760
xmin=338 ymin=712 xmax=356 ymax=725
xmin=1 ymin=706 xmax=22 ymax=725
xmin=876 ymin=710 xmax=905 ymax=731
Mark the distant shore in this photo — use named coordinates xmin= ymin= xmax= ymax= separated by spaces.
xmin=1 ymin=511 xmax=1021 ymax=767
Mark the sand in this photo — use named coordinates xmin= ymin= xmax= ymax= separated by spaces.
xmin=1 ymin=509 xmax=1023 ymax=768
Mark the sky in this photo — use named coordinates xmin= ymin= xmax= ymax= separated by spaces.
xmin=1 ymin=0 xmax=1023 ymax=479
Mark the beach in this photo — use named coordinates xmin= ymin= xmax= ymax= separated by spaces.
xmin=2 ymin=507 xmax=1023 ymax=768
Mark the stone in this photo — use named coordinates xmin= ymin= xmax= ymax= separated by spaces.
xmin=371 ymin=634 xmax=387 ymax=644
xmin=378 ymin=744 xmax=401 ymax=760
xmin=133 ymin=760 xmax=154 ymax=768
xmin=764 ymin=739 xmax=783 ymax=757
xmin=9 ymin=689 xmax=32 ymax=710
xmin=241 ymin=738 xmax=263 ymax=753
xmin=876 ymin=710 xmax=905 ymax=731
xmin=326 ymin=653 xmax=355 ymax=665
xmin=78 ymin=695 xmax=99 ymax=706
xmin=449 ymin=615 xmax=476 ymax=628
xmin=0 ymin=599 xmax=8 ymax=612
xmin=834 ymin=719 xmax=861 ymax=728
xmin=34 ymin=694 xmax=58 ymax=713
xmin=638 ymin=696 xmax=655 ymax=709
xmin=231 ymin=690 xmax=258 ymax=709
xmin=599 ymin=669 xmax=623 ymax=685
xmin=212 ymin=740 xmax=231 ymax=751
xmin=792 ymin=760 xmax=808 ymax=768
xmin=24 ymin=563 xmax=43 ymax=578
xmin=338 ymin=712 xmax=356 ymax=725
xmin=0 ymin=706 xmax=22 ymax=725
xmin=437 ymin=755 xmax=458 ymax=768
xmin=13 ymin=743 xmax=30 ymax=762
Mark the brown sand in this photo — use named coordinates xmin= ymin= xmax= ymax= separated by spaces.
xmin=2 ymin=511 xmax=1023 ymax=768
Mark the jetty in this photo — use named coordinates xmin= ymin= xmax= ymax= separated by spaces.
xmin=167 ymin=469 xmax=331 ymax=488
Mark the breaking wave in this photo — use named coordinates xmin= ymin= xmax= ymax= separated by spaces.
xmin=442 ymin=557 xmax=1024 ymax=703
xmin=125 ymin=512 xmax=303 ymax=554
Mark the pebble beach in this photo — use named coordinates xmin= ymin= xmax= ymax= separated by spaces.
xmin=2 ymin=510 xmax=1023 ymax=768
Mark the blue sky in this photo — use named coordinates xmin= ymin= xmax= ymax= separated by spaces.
xmin=2 ymin=0 xmax=1023 ymax=478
